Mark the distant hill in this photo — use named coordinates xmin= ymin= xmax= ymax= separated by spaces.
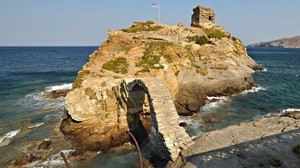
xmin=248 ymin=36 xmax=300 ymax=48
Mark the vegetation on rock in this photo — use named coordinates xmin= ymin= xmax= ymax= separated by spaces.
xmin=72 ymin=70 xmax=90 ymax=89
xmin=102 ymin=57 xmax=129 ymax=74
xmin=204 ymin=28 xmax=228 ymax=39
xmin=122 ymin=21 xmax=163 ymax=33
xmin=192 ymin=63 xmax=208 ymax=76
xmin=85 ymin=88 xmax=97 ymax=100
xmin=188 ymin=35 xmax=209 ymax=45
xmin=136 ymin=41 xmax=172 ymax=71
xmin=121 ymin=45 xmax=133 ymax=54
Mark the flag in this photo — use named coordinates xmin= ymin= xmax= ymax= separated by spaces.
xmin=151 ymin=3 xmax=159 ymax=9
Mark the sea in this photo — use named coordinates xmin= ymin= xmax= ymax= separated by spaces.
xmin=0 ymin=47 xmax=299 ymax=167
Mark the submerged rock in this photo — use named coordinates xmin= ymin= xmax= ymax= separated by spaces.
xmin=37 ymin=139 xmax=52 ymax=150
xmin=44 ymin=89 xmax=70 ymax=99
xmin=14 ymin=153 xmax=41 ymax=166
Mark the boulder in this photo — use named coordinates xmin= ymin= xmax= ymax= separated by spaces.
xmin=37 ymin=139 xmax=52 ymax=150
xmin=14 ymin=153 xmax=41 ymax=166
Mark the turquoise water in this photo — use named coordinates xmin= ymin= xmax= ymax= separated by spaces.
xmin=0 ymin=47 xmax=299 ymax=167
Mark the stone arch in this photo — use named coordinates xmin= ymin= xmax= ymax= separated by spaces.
xmin=121 ymin=78 xmax=194 ymax=164
xmin=125 ymin=79 xmax=171 ymax=162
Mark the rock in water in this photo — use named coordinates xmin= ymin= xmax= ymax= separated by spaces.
xmin=37 ymin=139 xmax=52 ymax=150
xmin=44 ymin=89 xmax=70 ymax=99
xmin=61 ymin=5 xmax=262 ymax=156
xmin=14 ymin=153 xmax=41 ymax=166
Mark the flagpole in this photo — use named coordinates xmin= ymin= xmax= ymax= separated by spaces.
xmin=158 ymin=4 xmax=160 ymax=22
xmin=151 ymin=3 xmax=160 ymax=22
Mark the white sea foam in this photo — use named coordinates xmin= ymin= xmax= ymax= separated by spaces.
xmin=280 ymin=108 xmax=300 ymax=115
xmin=254 ymin=108 xmax=300 ymax=120
xmin=30 ymin=149 xmax=75 ymax=167
xmin=202 ymin=96 xmax=231 ymax=111
xmin=241 ymin=86 xmax=266 ymax=95
xmin=0 ymin=129 xmax=21 ymax=143
xmin=45 ymin=83 xmax=72 ymax=92
xmin=28 ymin=123 xmax=44 ymax=129
xmin=207 ymin=96 xmax=230 ymax=101
xmin=17 ymin=85 xmax=66 ymax=111
xmin=262 ymin=67 xmax=268 ymax=72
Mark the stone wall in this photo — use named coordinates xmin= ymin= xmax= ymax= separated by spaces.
xmin=191 ymin=5 xmax=215 ymax=28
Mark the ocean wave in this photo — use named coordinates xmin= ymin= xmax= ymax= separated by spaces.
xmin=202 ymin=96 xmax=231 ymax=111
xmin=207 ymin=96 xmax=230 ymax=101
xmin=280 ymin=108 xmax=300 ymax=115
xmin=254 ymin=108 xmax=300 ymax=119
xmin=28 ymin=123 xmax=44 ymax=129
xmin=0 ymin=129 xmax=21 ymax=143
xmin=45 ymin=83 xmax=72 ymax=92
xmin=241 ymin=86 xmax=266 ymax=95
xmin=17 ymin=84 xmax=67 ymax=111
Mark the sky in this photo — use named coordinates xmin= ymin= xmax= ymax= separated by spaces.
xmin=0 ymin=0 xmax=300 ymax=46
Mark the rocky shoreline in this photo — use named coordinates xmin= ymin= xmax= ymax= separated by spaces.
xmin=169 ymin=111 xmax=300 ymax=168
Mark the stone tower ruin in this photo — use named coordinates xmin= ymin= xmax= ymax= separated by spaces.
xmin=191 ymin=6 xmax=215 ymax=28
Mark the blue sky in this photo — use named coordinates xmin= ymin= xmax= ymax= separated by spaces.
xmin=0 ymin=0 xmax=299 ymax=46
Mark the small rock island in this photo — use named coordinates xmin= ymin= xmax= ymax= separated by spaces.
xmin=60 ymin=5 xmax=265 ymax=167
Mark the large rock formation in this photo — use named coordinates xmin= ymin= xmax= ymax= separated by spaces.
xmin=249 ymin=35 xmax=300 ymax=48
xmin=61 ymin=6 xmax=262 ymax=158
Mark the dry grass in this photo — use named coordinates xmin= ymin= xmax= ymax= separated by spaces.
xmin=72 ymin=70 xmax=90 ymax=89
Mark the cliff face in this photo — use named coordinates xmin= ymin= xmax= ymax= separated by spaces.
xmin=61 ymin=20 xmax=262 ymax=152
xmin=249 ymin=36 xmax=300 ymax=48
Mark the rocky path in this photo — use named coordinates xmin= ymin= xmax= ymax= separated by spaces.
xmin=169 ymin=111 xmax=300 ymax=167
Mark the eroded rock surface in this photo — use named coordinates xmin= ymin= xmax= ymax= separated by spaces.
xmin=168 ymin=112 xmax=300 ymax=168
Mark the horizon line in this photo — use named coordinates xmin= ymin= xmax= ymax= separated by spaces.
xmin=0 ymin=45 xmax=99 ymax=47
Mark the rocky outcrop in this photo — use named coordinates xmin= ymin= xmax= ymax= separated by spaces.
xmin=169 ymin=111 xmax=300 ymax=168
xmin=61 ymin=6 xmax=262 ymax=156
xmin=249 ymin=35 xmax=300 ymax=48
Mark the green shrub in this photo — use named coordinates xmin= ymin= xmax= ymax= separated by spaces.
xmin=188 ymin=35 xmax=209 ymax=45
xmin=204 ymin=28 xmax=228 ymax=39
xmin=102 ymin=57 xmax=129 ymax=74
xmin=122 ymin=21 xmax=163 ymax=33
xmin=136 ymin=41 xmax=172 ymax=70
xmin=72 ymin=70 xmax=90 ymax=89
xmin=122 ymin=46 xmax=133 ymax=54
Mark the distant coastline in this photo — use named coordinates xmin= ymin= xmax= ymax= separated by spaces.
xmin=248 ymin=35 xmax=300 ymax=48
